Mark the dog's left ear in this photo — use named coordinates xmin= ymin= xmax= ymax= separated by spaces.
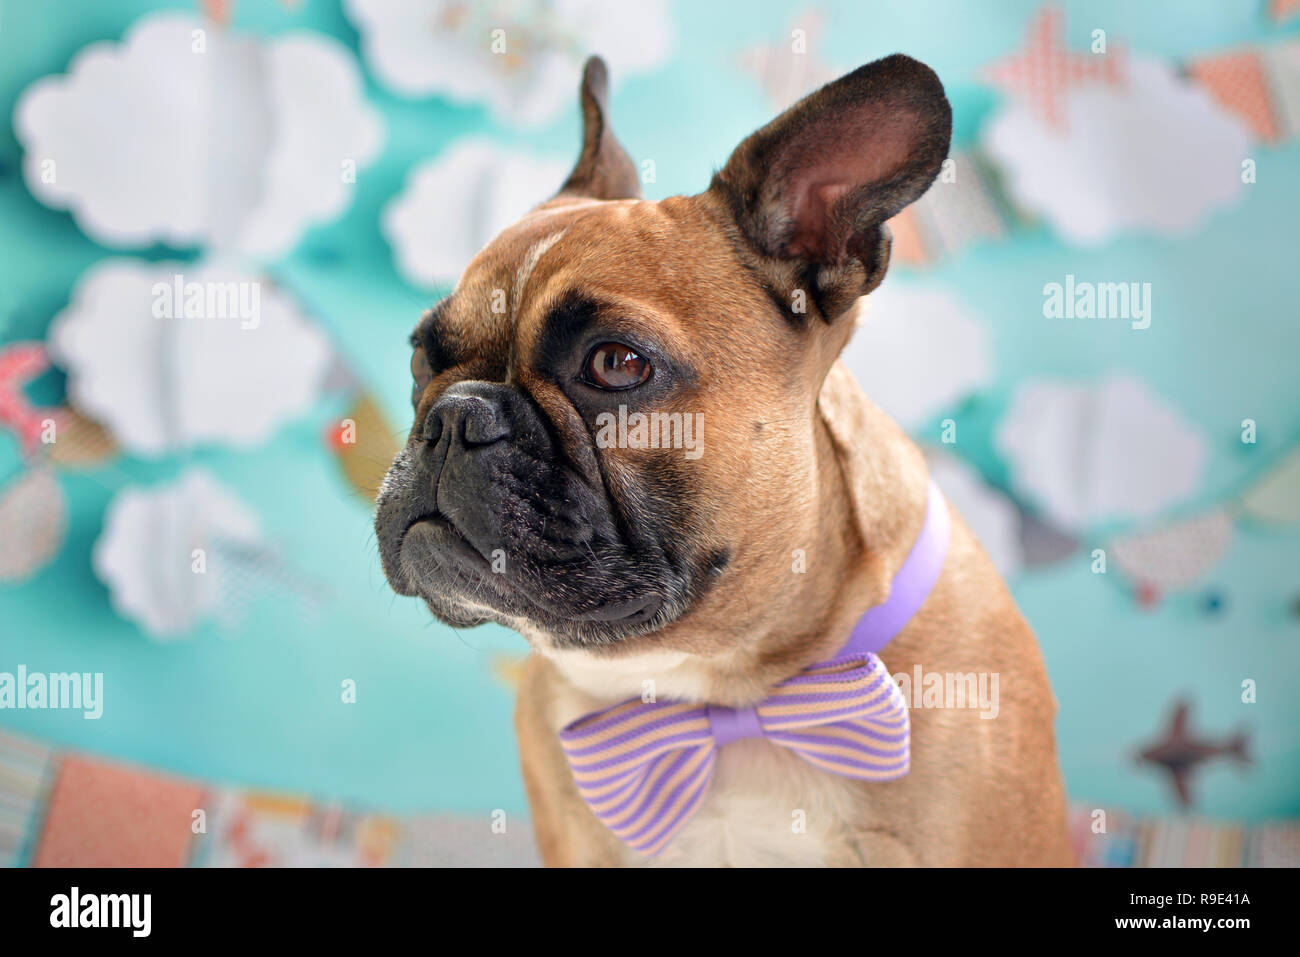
xmin=557 ymin=56 xmax=642 ymax=201
xmin=708 ymin=54 xmax=951 ymax=320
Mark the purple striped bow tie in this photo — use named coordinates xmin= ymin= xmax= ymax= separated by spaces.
xmin=559 ymin=480 xmax=951 ymax=857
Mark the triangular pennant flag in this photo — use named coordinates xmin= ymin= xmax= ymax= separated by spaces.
xmin=1263 ymin=42 xmax=1300 ymax=141
xmin=1188 ymin=51 xmax=1280 ymax=142
xmin=912 ymin=152 xmax=1008 ymax=259
xmin=209 ymin=537 xmax=329 ymax=629
xmin=735 ymin=10 xmax=839 ymax=112
xmin=0 ymin=468 xmax=67 ymax=581
xmin=45 ymin=404 xmax=118 ymax=468
xmin=32 ymin=755 xmax=206 ymax=867
xmin=1269 ymin=0 xmax=1300 ymax=24
xmin=1109 ymin=508 xmax=1234 ymax=591
xmin=1239 ymin=448 xmax=1300 ymax=525
xmin=885 ymin=207 xmax=932 ymax=267
xmin=0 ymin=731 xmax=54 ymax=867
xmin=328 ymin=393 xmax=402 ymax=502
xmin=0 ymin=341 xmax=61 ymax=455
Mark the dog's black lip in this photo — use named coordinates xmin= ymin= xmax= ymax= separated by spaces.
xmin=403 ymin=512 xmax=489 ymax=563
xmin=567 ymin=595 xmax=661 ymax=624
xmin=400 ymin=512 xmax=665 ymax=629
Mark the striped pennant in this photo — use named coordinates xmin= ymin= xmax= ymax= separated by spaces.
xmin=559 ymin=652 xmax=908 ymax=856
xmin=0 ymin=731 xmax=54 ymax=867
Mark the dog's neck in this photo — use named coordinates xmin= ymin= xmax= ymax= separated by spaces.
xmin=533 ymin=359 xmax=931 ymax=708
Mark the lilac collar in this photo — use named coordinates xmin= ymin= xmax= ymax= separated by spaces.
xmin=840 ymin=478 xmax=951 ymax=658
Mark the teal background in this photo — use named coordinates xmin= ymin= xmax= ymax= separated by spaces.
xmin=1 ymin=0 xmax=1297 ymax=821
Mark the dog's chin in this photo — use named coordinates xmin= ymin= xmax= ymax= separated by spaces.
xmin=394 ymin=518 xmax=677 ymax=648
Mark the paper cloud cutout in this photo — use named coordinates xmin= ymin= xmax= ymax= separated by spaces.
xmin=344 ymin=0 xmax=670 ymax=126
xmin=94 ymin=469 xmax=264 ymax=638
xmin=840 ymin=281 xmax=993 ymax=430
xmin=48 ymin=259 xmax=330 ymax=456
xmin=384 ymin=139 xmax=571 ymax=289
xmin=995 ymin=375 xmax=1207 ymax=532
xmin=15 ymin=12 xmax=383 ymax=258
xmin=983 ymin=57 xmax=1250 ymax=244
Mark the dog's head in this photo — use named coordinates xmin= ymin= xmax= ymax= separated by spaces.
xmin=375 ymin=55 xmax=950 ymax=651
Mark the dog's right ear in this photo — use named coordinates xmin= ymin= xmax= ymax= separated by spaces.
xmin=556 ymin=56 xmax=642 ymax=202
xmin=707 ymin=54 xmax=951 ymax=321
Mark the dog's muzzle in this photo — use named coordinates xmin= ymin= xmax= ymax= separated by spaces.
xmin=374 ymin=381 xmax=678 ymax=644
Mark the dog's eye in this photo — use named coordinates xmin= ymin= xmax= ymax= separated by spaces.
xmin=583 ymin=343 xmax=651 ymax=390
xmin=411 ymin=346 xmax=433 ymax=401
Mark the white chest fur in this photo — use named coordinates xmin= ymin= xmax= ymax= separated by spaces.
xmin=647 ymin=741 xmax=854 ymax=867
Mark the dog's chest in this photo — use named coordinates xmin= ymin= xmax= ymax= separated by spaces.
xmin=643 ymin=740 xmax=857 ymax=868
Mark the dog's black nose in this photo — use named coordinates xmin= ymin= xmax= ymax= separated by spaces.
xmin=423 ymin=382 xmax=513 ymax=447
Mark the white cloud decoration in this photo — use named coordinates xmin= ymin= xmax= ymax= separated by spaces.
xmin=48 ymin=258 xmax=331 ymax=457
xmin=94 ymin=469 xmax=264 ymax=639
xmin=995 ymin=375 xmax=1208 ymax=533
xmin=344 ymin=0 xmax=671 ymax=126
xmin=983 ymin=56 xmax=1250 ymax=245
xmin=840 ymin=280 xmax=994 ymax=430
xmin=15 ymin=12 xmax=383 ymax=258
xmin=384 ymin=139 xmax=571 ymax=288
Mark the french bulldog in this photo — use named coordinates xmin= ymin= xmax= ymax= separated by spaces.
xmin=375 ymin=54 xmax=1072 ymax=867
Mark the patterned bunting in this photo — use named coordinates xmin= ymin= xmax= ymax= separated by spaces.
xmin=911 ymin=152 xmax=1008 ymax=258
xmin=736 ymin=8 xmax=839 ymax=112
xmin=734 ymin=9 xmax=1300 ymax=267
xmin=887 ymin=153 xmax=1008 ymax=268
xmin=1244 ymin=822 xmax=1300 ymax=866
xmin=1263 ymin=42 xmax=1300 ymax=138
xmin=1109 ymin=509 xmax=1235 ymax=592
xmin=327 ymin=393 xmax=403 ymax=503
xmin=980 ymin=6 xmax=1126 ymax=130
xmin=0 ymin=732 xmax=53 ymax=867
xmin=195 ymin=789 xmax=398 ymax=868
xmin=1094 ymin=439 xmax=1300 ymax=603
xmin=0 ymin=468 xmax=67 ymax=582
xmin=1139 ymin=816 xmax=1247 ymax=868
xmin=0 ymin=342 xmax=61 ymax=455
xmin=1 ymin=727 xmax=1293 ymax=868
xmin=1187 ymin=51 xmax=1280 ymax=142
xmin=1269 ymin=0 xmax=1300 ymax=24
xmin=31 ymin=754 xmax=205 ymax=867
xmin=1069 ymin=804 xmax=1298 ymax=867
xmin=1238 ymin=448 xmax=1300 ymax=525
xmin=45 ymin=404 xmax=118 ymax=467
xmin=886 ymin=207 xmax=931 ymax=267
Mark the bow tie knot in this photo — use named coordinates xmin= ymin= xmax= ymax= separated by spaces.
xmin=705 ymin=703 xmax=765 ymax=746
xmin=559 ymin=652 xmax=910 ymax=857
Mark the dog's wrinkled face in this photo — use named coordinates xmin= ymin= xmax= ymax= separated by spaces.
xmin=375 ymin=55 xmax=950 ymax=650
xmin=376 ymin=197 xmax=737 ymax=646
